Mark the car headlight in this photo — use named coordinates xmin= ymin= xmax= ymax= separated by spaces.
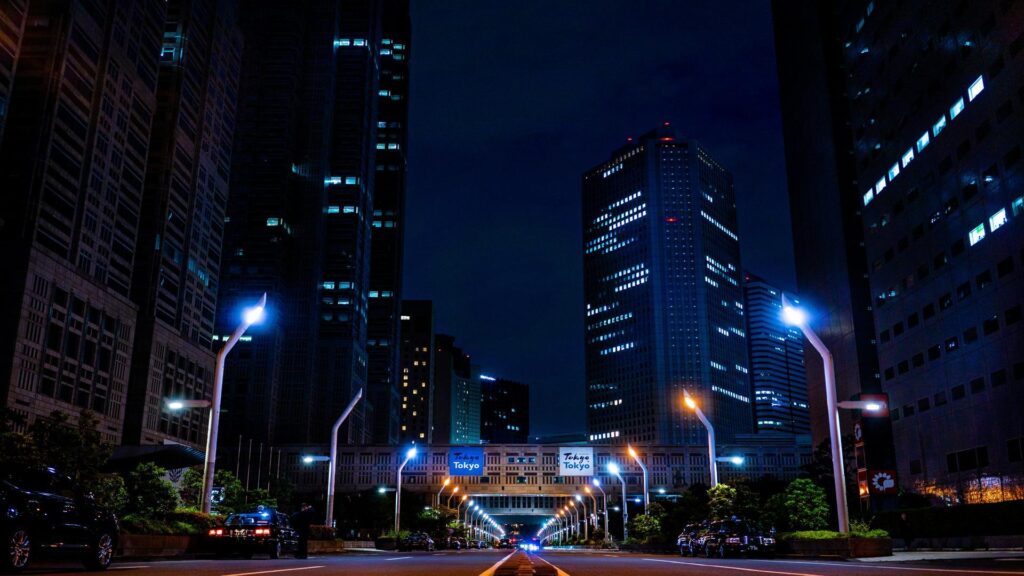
xmin=762 ymin=537 xmax=775 ymax=544
xmin=726 ymin=537 xmax=741 ymax=544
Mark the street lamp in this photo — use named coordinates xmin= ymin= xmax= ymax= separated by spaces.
xmin=627 ymin=445 xmax=649 ymax=514
xmin=575 ymin=495 xmax=589 ymax=541
xmin=395 ymin=447 xmax=417 ymax=534
xmin=718 ymin=456 xmax=745 ymax=466
xmin=782 ymin=294 xmax=849 ymax=533
xmin=326 ymin=388 xmax=363 ymax=527
xmin=566 ymin=503 xmax=579 ymax=539
xmin=302 ymin=455 xmax=330 ymax=464
xmin=165 ymin=399 xmax=211 ymax=411
xmin=447 ymin=485 xmax=461 ymax=507
xmin=682 ymin=389 xmax=719 ymax=487
xmin=436 ymin=477 xmax=451 ymax=508
xmin=591 ymin=479 xmax=609 ymax=542
xmin=464 ymin=500 xmax=476 ymax=527
xmin=838 ymin=400 xmax=886 ymax=412
xmin=607 ymin=462 xmax=628 ymax=541
xmin=583 ymin=486 xmax=598 ymax=535
xmin=201 ymin=293 xmax=267 ymax=514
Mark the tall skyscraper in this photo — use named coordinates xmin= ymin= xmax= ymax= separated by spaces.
xmin=431 ymin=334 xmax=480 ymax=444
xmin=399 ymin=300 xmax=433 ymax=444
xmin=0 ymin=0 xmax=29 ymax=142
xmin=743 ymin=273 xmax=810 ymax=436
xmin=775 ymin=0 xmax=1023 ymax=503
xmin=122 ymin=0 xmax=242 ymax=447
xmin=0 ymin=0 xmax=166 ymax=443
xmin=365 ymin=0 xmax=410 ymax=446
xmin=217 ymin=0 xmax=410 ymax=448
xmin=480 ymin=376 xmax=529 ymax=444
xmin=582 ymin=125 xmax=752 ymax=445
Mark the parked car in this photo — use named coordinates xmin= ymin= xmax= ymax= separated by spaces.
xmin=701 ymin=519 xmax=776 ymax=558
xmin=208 ymin=507 xmax=299 ymax=558
xmin=1 ymin=466 xmax=119 ymax=572
xmin=439 ymin=536 xmax=461 ymax=549
xmin=398 ymin=532 xmax=435 ymax=551
xmin=455 ymin=537 xmax=468 ymax=549
xmin=677 ymin=522 xmax=708 ymax=556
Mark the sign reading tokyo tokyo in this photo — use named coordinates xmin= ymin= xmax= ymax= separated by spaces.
xmin=448 ymin=447 xmax=484 ymax=476
xmin=559 ymin=447 xmax=594 ymax=476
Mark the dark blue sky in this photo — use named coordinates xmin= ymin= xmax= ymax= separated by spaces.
xmin=403 ymin=1 xmax=794 ymax=437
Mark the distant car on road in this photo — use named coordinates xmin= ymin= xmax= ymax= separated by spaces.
xmin=398 ymin=532 xmax=435 ymax=552
xmin=208 ymin=508 xmax=299 ymax=558
xmin=701 ymin=519 xmax=775 ymax=558
xmin=518 ymin=536 xmax=543 ymax=552
xmin=498 ymin=538 xmax=512 ymax=549
xmin=1 ymin=467 xmax=119 ymax=571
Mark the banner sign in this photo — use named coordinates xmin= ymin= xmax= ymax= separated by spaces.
xmin=559 ymin=447 xmax=594 ymax=476
xmin=448 ymin=447 xmax=484 ymax=476
xmin=868 ymin=469 xmax=898 ymax=494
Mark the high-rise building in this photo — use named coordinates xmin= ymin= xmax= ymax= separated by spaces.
xmin=0 ymin=0 xmax=29 ymax=142
xmin=480 ymin=376 xmax=529 ymax=444
xmin=582 ymin=125 xmax=752 ymax=445
xmin=398 ymin=300 xmax=433 ymax=444
xmin=217 ymin=0 xmax=410 ymax=448
xmin=0 ymin=0 xmax=166 ymax=443
xmin=365 ymin=0 xmax=410 ymax=446
xmin=743 ymin=273 xmax=810 ymax=436
xmin=122 ymin=0 xmax=242 ymax=447
xmin=775 ymin=0 xmax=1024 ymax=503
xmin=431 ymin=334 xmax=480 ymax=444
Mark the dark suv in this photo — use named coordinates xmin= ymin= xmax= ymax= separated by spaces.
xmin=398 ymin=532 xmax=435 ymax=551
xmin=676 ymin=522 xmax=708 ymax=556
xmin=1 ymin=467 xmax=119 ymax=571
xmin=209 ymin=508 xmax=299 ymax=558
xmin=701 ymin=519 xmax=775 ymax=558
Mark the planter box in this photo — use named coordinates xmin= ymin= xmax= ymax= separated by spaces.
xmin=375 ymin=537 xmax=397 ymax=550
xmin=308 ymin=540 xmax=376 ymax=553
xmin=782 ymin=537 xmax=892 ymax=558
xmin=118 ymin=534 xmax=202 ymax=558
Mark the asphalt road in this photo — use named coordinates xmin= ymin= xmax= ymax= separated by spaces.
xmin=23 ymin=549 xmax=1024 ymax=576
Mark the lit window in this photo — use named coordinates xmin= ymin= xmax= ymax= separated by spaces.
xmin=863 ymin=189 xmax=874 ymax=206
xmin=968 ymin=223 xmax=986 ymax=246
xmin=1013 ymin=196 xmax=1023 ymax=216
xmin=875 ymin=177 xmax=886 ymax=195
xmin=387 ymin=143 xmax=400 ymax=150
xmin=266 ymin=217 xmax=280 ymax=226
xmin=334 ymin=38 xmax=351 ymax=47
xmin=950 ymin=97 xmax=965 ymax=119
xmin=901 ymin=148 xmax=914 ymax=168
xmin=378 ymin=89 xmax=390 ymax=96
xmin=353 ymin=38 xmax=366 ymax=47
xmin=933 ymin=115 xmax=947 ymax=137
xmin=378 ymin=121 xmax=387 ymax=128
xmin=326 ymin=206 xmax=340 ymax=214
xmin=968 ymin=76 xmax=984 ymax=101
xmin=323 ymin=281 xmax=335 ymax=290
xmin=345 ymin=176 xmax=359 ymax=185
xmin=916 ymin=131 xmax=930 ymax=153
xmin=989 ymin=209 xmax=1007 ymax=232
xmin=855 ymin=18 xmax=865 ymax=33
xmin=866 ymin=1 xmax=874 ymax=14
xmin=888 ymin=163 xmax=900 ymax=181
xmin=376 ymin=143 xmax=385 ymax=150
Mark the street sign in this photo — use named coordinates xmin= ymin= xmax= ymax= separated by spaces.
xmin=854 ymin=421 xmax=863 ymax=443
xmin=559 ymin=447 xmax=594 ymax=476
xmin=868 ymin=469 xmax=898 ymax=494
xmin=448 ymin=447 xmax=484 ymax=476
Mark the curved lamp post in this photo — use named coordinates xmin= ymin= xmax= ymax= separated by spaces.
xmin=326 ymin=388 xmax=363 ymax=527
xmin=607 ymin=462 xmax=627 ymax=541
xmin=591 ymin=479 xmax=609 ymax=542
xmin=201 ymin=294 xmax=266 ymax=514
xmin=682 ymin=389 xmax=718 ymax=487
xmin=627 ymin=445 xmax=649 ymax=514
xmin=395 ymin=447 xmax=417 ymax=533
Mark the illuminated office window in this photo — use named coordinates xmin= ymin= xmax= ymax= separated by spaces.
xmin=968 ymin=76 xmax=984 ymax=101
xmin=988 ymin=209 xmax=1007 ymax=232
xmin=901 ymin=148 xmax=914 ymax=168
xmin=933 ymin=115 xmax=947 ymax=137
xmin=916 ymin=131 xmax=930 ymax=153
xmin=950 ymin=97 xmax=965 ymax=119
xmin=968 ymin=223 xmax=986 ymax=246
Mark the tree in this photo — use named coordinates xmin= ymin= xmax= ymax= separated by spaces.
xmin=93 ymin=474 xmax=129 ymax=516
xmin=707 ymin=483 xmax=737 ymax=521
xmin=762 ymin=492 xmax=790 ymax=532
xmin=630 ymin=514 xmax=661 ymax=542
xmin=179 ymin=467 xmax=247 ymax=513
xmin=123 ymin=463 xmax=179 ymax=516
xmin=784 ymin=478 xmax=829 ymax=530
xmin=0 ymin=409 xmax=112 ymax=486
xmin=732 ymin=482 xmax=761 ymax=522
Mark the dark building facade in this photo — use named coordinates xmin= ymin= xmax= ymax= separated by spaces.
xmin=431 ymin=334 xmax=480 ymax=444
xmin=365 ymin=1 xmax=410 ymax=446
xmin=123 ymin=0 xmax=242 ymax=447
xmin=0 ymin=0 xmax=166 ymax=443
xmin=398 ymin=300 xmax=433 ymax=444
xmin=480 ymin=376 xmax=529 ymax=444
xmin=217 ymin=0 xmax=409 ymax=449
xmin=0 ymin=0 xmax=29 ymax=142
xmin=582 ymin=126 xmax=752 ymax=445
xmin=743 ymin=273 xmax=810 ymax=436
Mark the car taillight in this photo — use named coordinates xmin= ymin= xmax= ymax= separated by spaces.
xmin=254 ymin=528 xmax=271 ymax=536
xmin=208 ymin=528 xmax=224 ymax=536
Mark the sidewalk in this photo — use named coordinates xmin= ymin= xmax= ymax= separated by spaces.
xmin=853 ymin=550 xmax=1024 ymax=563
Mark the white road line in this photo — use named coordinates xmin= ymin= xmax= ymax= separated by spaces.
xmin=221 ymin=566 xmax=325 ymax=576
xmin=534 ymin=554 xmax=572 ymax=576
xmin=643 ymin=558 xmax=824 ymax=576
xmin=110 ymin=567 xmax=150 ymax=570
xmin=766 ymin=559 xmax=1024 ymax=575
xmin=385 ymin=556 xmax=414 ymax=561
xmin=477 ymin=550 xmax=518 ymax=576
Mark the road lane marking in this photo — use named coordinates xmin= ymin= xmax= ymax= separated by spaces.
xmin=477 ymin=551 xmax=517 ymax=576
xmin=767 ymin=559 xmax=1024 ymax=575
xmin=110 ymin=567 xmax=150 ymax=570
xmin=222 ymin=566 xmax=325 ymax=576
xmin=534 ymin=554 xmax=572 ymax=576
xmin=643 ymin=558 xmax=823 ymax=576
xmin=385 ymin=556 xmax=413 ymax=561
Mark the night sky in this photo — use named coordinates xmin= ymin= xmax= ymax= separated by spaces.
xmin=403 ymin=1 xmax=794 ymax=438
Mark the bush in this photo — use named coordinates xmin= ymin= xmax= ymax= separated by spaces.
xmin=124 ymin=463 xmax=178 ymax=517
xmin=630 ymin=514 xmax=662 ymax=542
xmin=93 ymin=474 xmax=129 ymax=516
xmin=783 ymin=479 xmax=829 ymax=531
xmin=782 ymin=528 xmax=889 ymax=540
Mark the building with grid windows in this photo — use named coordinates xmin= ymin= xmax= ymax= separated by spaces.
xmin=582 ymin=126 xmax=752 ymax=445
xmin=743 ymin=274 xmax=810 ymax=436
xmin=399 ymin=300 xmax=434 ymax=444
xmin=0 ymin=0 xmax=28 ymax=143
xmin=480 ymin=376 xmax=529 ymax=444
xmin=431 ymin=334 xmax=481 ymax=444
xmin=775 ymin=0 xmax=1024 ymax=503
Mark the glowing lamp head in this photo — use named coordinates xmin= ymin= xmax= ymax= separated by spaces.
xmin=302 ymin=455 xmax=314 ymax=464
xmin=405 ymin=447 xmax=418 ymax=459
xmin=781 ymin=305 xmax=807 ymax=326
xmin=730 ymin=456 xmax=745 ymax=466
xmin=628 ymin=446 xmax=637 ymax=458
xmin=167 ymin=400 xmax=185 ymax=411
xmin=461 ymin=495 xmax=467 ymax=502
xmin=575 ymin=494 xmax=582 ymax=502
xmin=469 ymin=499 xmax=475 ymax=506
xmin=378 ymin=486 xmax=386 ymax=494
xmin=864 ymin=401 xmax=884 ymax=412
xmin=607 ymin=462 xmax=620 ymax=476
xmin=243 ymin=305 xmax=265 ymax=326
xmin=592 ymin=478 xmax=601 ymax=487
xmin=658 ymin=488 xmax=666 ymax=494
xmin=453 ymin=486 xmax=460 ymax=494
xmin=683 ymin=396 xmax=697 ymax=410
